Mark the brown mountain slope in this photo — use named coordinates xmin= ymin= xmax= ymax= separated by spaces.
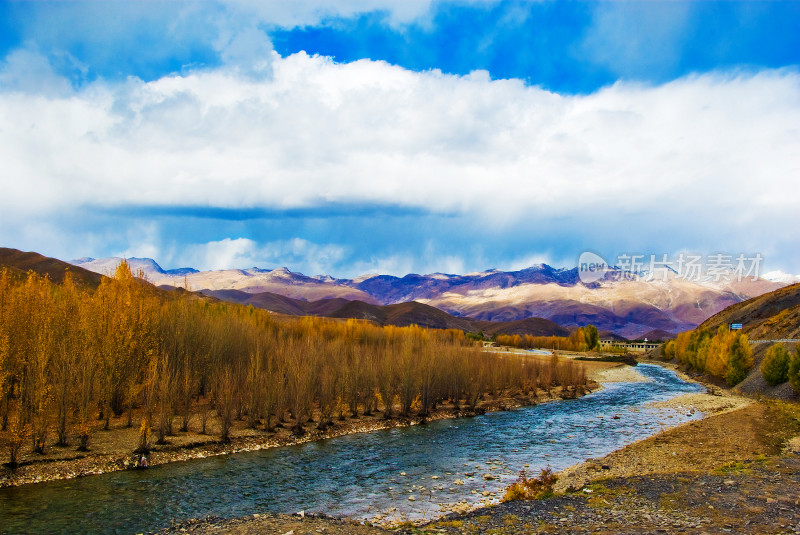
xmin=637 ymin=329 xmax=677 ymax=342
xmin=477 ymin=317 xmax=570 ymax=337
xmin=196 ymin=289 xmax=570 ymax=337
xmin=688 ymin=283 xmax=800 ymax=399
xmin=328 ymin=300 xmax=389 ymax=324
xmin=196 ymin=289 xmax=310 ymax=316
xmin=383 ymin=301 xmax=476 ymax=331
xmin=697 ymin=282 xmax=800 ymax=340
xmin=309 ymin=298 xmax=569 ymax=335
xmin=326 ymin=299 xmax=479 ymax=331
xmin=0 ymin=247 xmax=104 ymax=288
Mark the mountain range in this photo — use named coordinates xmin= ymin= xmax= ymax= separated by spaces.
xmin=72 ymin=256 xmax=785 ymax=339
xmin=0 ymin=248 xmax=569 ymax=339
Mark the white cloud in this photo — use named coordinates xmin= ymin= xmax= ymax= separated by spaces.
xmin=177 ymin=237 xmax=346 ymax=273
xmin=0 ymin=48 xmax=74 ymax=96
xmin=1 ymin=49 xmax=799 ymax=272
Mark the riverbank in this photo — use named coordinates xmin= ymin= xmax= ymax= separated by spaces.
xmin=402 ymin=398 xmax=800 ymax=534
xmin=161 ymin=402 xmax=800 ymax=535
xmin=0 ymin=376 xmax=606 ymax=489
xmin=158 ymin=363 xmax=800 ymax=534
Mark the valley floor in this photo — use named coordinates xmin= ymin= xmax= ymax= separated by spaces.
xmin=158 ymin=365 xmax=800 ymax=535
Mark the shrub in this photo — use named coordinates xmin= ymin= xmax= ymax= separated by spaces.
xmin=788 ymin=346 xmax=800 ymax=395
xmin=584 ymin=325 xmax=599 ymax=351
xmin=761 ymin=343 xmax=791 ymax=386
xmin=661 ymin=340 xmax=676 ymax=361
xmin=502 ymin=468 xmax=557 ymax=502
xmin=725 ymin=334 xmax=753 ymax=386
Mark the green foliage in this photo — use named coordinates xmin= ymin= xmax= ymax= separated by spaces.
xmin=502 ymin=468 xmax=557 ymax=502
xmin=788 ymin=345 xmax=800 ymax=394
xmin=466 ymin=330 xmax=488 ymax=342
xmin=584 ymin=324 xmax=599 ymax=351
xmin=725 ymin=334 xmax=753 ymax=386
xmin=761 ymin=343 xmax=791 ymax=386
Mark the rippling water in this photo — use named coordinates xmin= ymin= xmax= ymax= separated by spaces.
xmin=0 ymin=364 xmax=702 ymax=534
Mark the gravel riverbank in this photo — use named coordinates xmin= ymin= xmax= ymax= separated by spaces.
xmin=157 ymin=364 xmax=800 ymax=534
xmin=160 ymin=399 xmax=800 ymax=535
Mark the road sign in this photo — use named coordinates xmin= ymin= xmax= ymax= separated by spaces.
xmin=730 ymin=323 xmax=743 ymax=330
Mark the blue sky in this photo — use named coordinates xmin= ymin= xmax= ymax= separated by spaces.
xmin=1 ymin=1 xmax=799 ymax=277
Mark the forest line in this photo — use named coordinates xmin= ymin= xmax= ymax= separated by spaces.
xmin=0 ymin=262 xmax=588 ymax=466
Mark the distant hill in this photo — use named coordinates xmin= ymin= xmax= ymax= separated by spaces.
xmin=0 ymin=248 xmax=570 ymax=337
xmin=637 ymin=329 xmax=677 ymax=342
xmin=75 ymin=256 xmax=784 ymax=338
xmin=477 ymin=317 xmax=570 ymax=337
xmin=0 ymin=247 xmax=104 ymax=289
xmin=196 ymin=288 xmax=568 ymax=336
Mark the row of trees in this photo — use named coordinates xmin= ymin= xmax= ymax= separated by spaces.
xmin=661 ymin=326 xmax=753 ymax=386
xmin=760 ymin=343 xmax=800 ymax=392
xmin=495 ymin=325 xmax=599 ymax=352
xmin=0 ymin=262 xmax=589 ymax=465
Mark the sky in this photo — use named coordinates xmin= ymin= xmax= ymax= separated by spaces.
xmin=0 ymin=0 xmax=799 ymax=277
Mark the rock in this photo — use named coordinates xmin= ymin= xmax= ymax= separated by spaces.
xmin=408 ymin=496 xmax=416 ymax=501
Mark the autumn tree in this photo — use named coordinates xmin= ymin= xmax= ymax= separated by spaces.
xmin=584 ymin=325 xmax=599 ymax=351
xmin=51 ymin=271 xmax=82 ymax=446
xmin=725 ymin=333 xmax=753 ymax=386
xmin=788 ymin=346 xmax=800 ymax=394
xmin=762 ymin=343 xmax=791 ymax=386
xmin=0 ymin=264 xmax=591 ymax=460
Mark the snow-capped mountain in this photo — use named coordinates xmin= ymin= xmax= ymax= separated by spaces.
xmin=71 ymin=257 xmax=786 ymax=339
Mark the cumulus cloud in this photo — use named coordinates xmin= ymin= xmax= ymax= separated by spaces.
xmin=0 ymin=48 xmax=74 ymax=96
xmin=0 ymin=47 xmax=798 ymax=274
xmin=6 ymin=0 xmax=470 ymax=84
xmin=2 ymin=52 xmax=798 ymax=215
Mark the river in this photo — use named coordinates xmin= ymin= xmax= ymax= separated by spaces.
xmin=0 ymin=364 xmax=703 ymax=534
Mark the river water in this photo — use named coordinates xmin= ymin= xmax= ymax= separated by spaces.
xmin=0 ymin=364 xmax=703 ymax=534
